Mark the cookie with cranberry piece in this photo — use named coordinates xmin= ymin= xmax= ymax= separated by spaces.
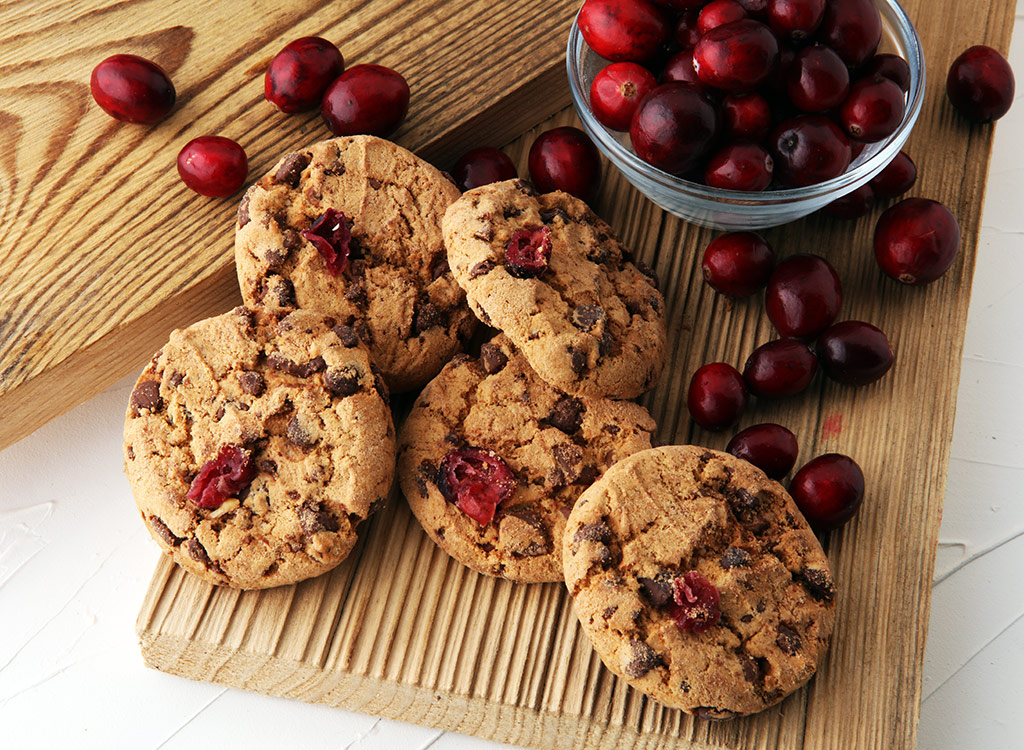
xmin=123 ymin=306 xmax=395 ymax=589
xmin=235 ymin=135 xmax=475 ymax=393
xmin=563 ymin=445 xmax=835 ymax=718
xmin=398 ymin=334 xmax=655 ymax=582
xmin=442 ymin=180 xmax=666 ymax=400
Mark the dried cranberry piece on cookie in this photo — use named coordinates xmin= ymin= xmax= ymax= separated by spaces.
xmin=669 ymin=571 xmax=722 ymax=633
xmin=301 ymin=208 xmax=354 ymax=276
xmin=187 ymin=444 xmax=256 ymax=509
xmin=505 ymin=225 xmax=552 ymax=278
xmin=439 ymin=446 xmax=517 ymax=525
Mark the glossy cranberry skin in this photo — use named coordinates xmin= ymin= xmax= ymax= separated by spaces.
xmin=528 ymin=126 xmax=602 ymax=202
xmin=264 ymin=37 xmax=344 ymax=113
xmin=947 ymin=45 xmax=1016 ymax=123
xmin=687 ymin=362 xmax=748 ymax=431
xmin=770 ymin=115 xmax=851 ymax=187
xmin=591 ymin=62 xmax=659 ymax=130
xmin=822 ymin=183 xmax=874 ymax=219
xmin=176 ymin=136 xmax=248 ymax=197
xmin=321 ymin=64 xmax=409 ymax=137
xmin=869 ymin=151 xmax=916 ymax=199
xmin=743 ymin=338 xmax=818 ymax=397
xmin=787 ymin=45 xmax=849 ymax=113
xmin=698 ymin=0 xmax=747 ymax=35
xmin=694 ymin=20 xmax=779 ymax=93
xmin=767 ymin=0 xmax=824 ymax=43
xmin=674 ymin=11 xmax=702 ymax=48
xmin=790 ymin=453 xmax=864 ymax=530
xmin=90 ymin=54 xmax=175 ymax=124
xmin=765 ymin=253 xmax=842 ymax=339
xmin=661 ymin=50 xmax=704 ymax=87
xmin=840 ymin=75 xmax=905 ymax=143
xmin=702 ymin=231 xmax=775 ymax=296
xmin=817 ymin=0 xmax=881 ymax=68
xmin=452 ymin=147 xmax=517 ymax=192
xmin=863 ymin=53 xmax=911 ymax=93
xmin=727 ymin=423 xmax=799 ymax=479
xmin=874 ymin=198 xmax=961 ymax=285
xmin=630 ymin=83 xmax=719 ymax=175
xmin=721 ymin=92 xmax=772 ymax=141
xmin=577 ymin=0 xmax=671 ymax=63
xmin=816 ymin=320 xmax=894 ymax=385
xmin=705 ymin=141 xmax=774 ymax=190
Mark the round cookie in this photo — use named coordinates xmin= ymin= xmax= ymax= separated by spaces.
xmin=123 ymin=306 xmax=396 ymax=590
xmin=442 ymin=179 xmax=666 ymax=399
xmin=563 ymin=446 xmax=836 ymax=718
xmin=398 ymin=334 xmax=656 ymax=582
xmin=235 ymin=135 xmax=475 ymax=393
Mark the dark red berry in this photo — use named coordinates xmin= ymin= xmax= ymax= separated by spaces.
xmin=673 ymin=11 xmax=702 ymax=48
xmin=187 ymin=444 xmax=256 ymax=510
xmin=721 ymin=92 xmax=772 ymax=141
xmin=528 ymin=126 xmax=602 ymax=202
xmin=591 ymin=62 xmax=659 ymax=130
xmin=727 ymin=423 xmax=798 ymax=478
xmin=822 ymin=183 xmax=874 ymax=219
xmin=873 ymin=198 xmax=960 ymax=285
xmin=687 ymin=362 xmax=748 ymax=430
xmin=743 ymin=338 xmax=818 ymax=397
xmin=698 ymin=0 xmax=747 ymax=35
xmin=947 ymin=45 xmax=1016 ymax=123
xmin=321 ymin=64 xmax=409 ymax=137
xmin=702 ymin=231 xmax=775 ymax=296
xmin=577 ymin=0 xmax=671 ymax=63
xmin=694 ymin=19 xmax=779 ymax=92
xmin=786 ymin=45 xmax=850 ymax=113
xmin=790 ymin=453 xmax=864 ymax=530
xmin=863 ymin=53 xmax=911 ymax=93
xmin=869 ymin=151 xmax=916 ymax=199
xmin=849 ymin=139 xmax=866 ymax=161
xmin=704 ymin=141 xmax=774 ymax=190
xmin=769 ymin=115 xmax=851 ymax=187
xmin=767 ymin=0 xmax=824 ymax=43
xmin=452 ymin=147 xmax=517 ymax=192
xmin=840 ymin=75 xmax=905 ymax=142
xmin=301 ymin=208 xmax=353 ymax=276
xmin=439 ymin=447 xmax=517 ymax=526
xmin=765 ymin=253 xmax=842 ymax=339
xmin=735 ymin=0 xmax=768 ymax=14
xmin=90 ymin=54 xmax=175 ymax=124
xmin=630 ymin=83 xmax=719 ymax=174
xmin=669 ymin=571 xmax=721 ymax=633
xmin=661 ymin=49 xmax=704 ymax=87
xmin=816 ymin=321 xmax=894 ymax=385
xmin=264 ymin=37 xmax=344 ymax=113
xmin=505 ymin=225 xmax=552 ymax=278
xmin=817 ymin=0 xmax=881 ymax=68
xmin=176 ymin=136 xmax=248 ymax=197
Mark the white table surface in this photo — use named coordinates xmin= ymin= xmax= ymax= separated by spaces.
xmin=3 ymin=10 xmax=1023 ymax=748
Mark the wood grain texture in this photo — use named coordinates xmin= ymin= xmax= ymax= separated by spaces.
xmin=0 ymin=0 xmax=577 ymax=450
xmin=136 ymin=0 xmax=1016 ymax=747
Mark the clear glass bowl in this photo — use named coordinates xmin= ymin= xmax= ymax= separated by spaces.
xmin=566 ymin=1 xmax=925 ymax=230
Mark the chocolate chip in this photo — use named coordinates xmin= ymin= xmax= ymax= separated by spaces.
xmin=435 ymin=527 xmax=446 ymax=539
xmin=257 ymin=457 xmax=278 ymax=475
xmin=368 ymin=177 xmax=382 ymax=189
xmin=539 ymin=207 xmax=570 ymax=224
xmin=130 ymin=380 xmax=162 ymax=417
xmin=578 ymin=464 xmax=600 ymax=485
xmin=149 ymin=516 xmax=181 ymax=547
xmin=638 ymin=572 xmax=674 ymax=607
xmin=548 ymin=396 xmax=585 ymax=434
xmin=168 ymin=371 xmax=184 ymax=387
xmin=370 ymin=363 xmax=389 ymax=404
xmin=573 ymin=520 xmax=611 ymax=545
xmin=739 ymin=655 xmax=762 ymax=683
xmin=237 ymin=191 xmax=251 ymax=228
xmin=553 ymin=443 xmax=583 ymax=475
xmin=720 ymin=547 xmax=752 ymax=569
xmin=469 ymin=259 xmax=495 ymax=279
xmin=776 ymin=623 xmax=802 ymax=655
xmin=274 ymin=152 xmax=311 ymax=187
xmin=324 ymin=160 xmax=346 ymax=176
xmin=479 ymin=342 xmax=508 ymax=374
xmin=368 ymin=496 xmax=388 ymax=516
xmin=473 ymin=225 xmax=494 ymax=242
xmin=298 ymin=500 xmax=339 ymax=535
xmin=268 ymin=353 xmax=326 ymax=378
xmin=603 ymin=424 xmax=620 ymax=435
xmin=503 ymin=205 xmax=522 ymax=219
xmin=186 ymin=538 xmax=212 ymax=567
xmin=568 ymin=346 xmax=589 ymax=375
xmin=325 ymin=366 xmax=361 ymax=397
xmin=273 ymin=278 xmax=296 ymax=307
xmin=499 ymin=507 xmax=551 ymax=558
xmin=354 ymin=319 xmax=374 ymax=345
xmin=586 ymin=245 xmax=611 ymax=264
xmin=571 ymin=304 xmax=605 ymax=332
xmin=416 ymin=460 xmax=436 ymax=498
xmin=344 ymin=280 xmax=368 ymax=307
xmin=732 ymin=488 xmax=765 ymax=513
xmin=800 ymin=568 xmax=835 ymax=601
xmin=333 ymin=323 xmax=360 ymax=347
xmin=431 ymin=257 xmax=450 ymax=280
xmin=623 ymin=639 xmax=663 ymax=678
xmin=413 ymin=301 xmax=446 ymax=334
xmin=286 ymin=415 xmax=316 ymax=448
xmin=602 ymin=606 xmax=618 ymax=620
xmin=239 ymin=371 xmax=265 ymax=396
xmin=635 ymin=260 xmax=659 ymax=286
xmin=513 ymin=179 xmax=538 ymax=196
xmin=126 ymin=446 xmax=135 ymax=460
xmin=214 ymin=403 xmax=226 ymax=421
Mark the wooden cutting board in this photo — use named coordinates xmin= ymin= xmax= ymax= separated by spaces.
xmin=133 ymin=0 xmax=1016 ymax=748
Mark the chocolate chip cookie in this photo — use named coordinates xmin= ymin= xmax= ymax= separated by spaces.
xmin=123 ymin=306 xmax=395 ymax=590
xmin=442 ymin=179 xmax=666 ymax=399
xmin=563 ymin=445 xmax=836 ymax=718
xmin=235 ymin=135 xmax=475 ymax=393
xmin=398 ymin=334 xmax=656 ymax=582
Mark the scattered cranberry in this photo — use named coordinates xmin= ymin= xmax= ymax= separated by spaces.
xmin=743 ymin=338 xmax=818 ymax=397
xmin=869 ymin=151 xmax=917 ymax=199
xmin=301 ymin=208 xmax=353 ymax=276
xmin=505 ymin=225 xmax=553 ymax=278
xmin=90 ymin=54 xmax=175 ymax=124
xmin=863 ymin=53 xmax=912 ymax=93
xmin=721 ymin=92 xmax=772 ymax=141
xmin=669 ymin=571 xmax=721 ymax=633
xmin=673 ymin=11 xmax=702 ymax=49
xmin=727 ymin=423 xmax=799 ymax=479
xmin=702 ymin=231 xmax=775 ymax=296
xmin=789 ymin=453 xmax=864 ymax=530
xmin=528 ymin=126 xmax=602 ymax=202
xmin=630 ymin=83 xmax=719 ymax=175
xmin=704 ymin=141 xmax=774 ymax=191
xmin=177 ymin=136 xmax=248 ymax=197
xmin=591 ymin=62 xmax=659 ymax=131
xmin=822 ymin=183 xmax=874 ymax=219
xmin=770 ymin=115 xmax=851 ymax=187
xmin=687 ymin=362 xmax=748 ymax=431
xmin=947 ymin=45 xmax=1016 ymax=123
xmin=765 ymin=253 xmax=841 ymax=339
xmin=439 ymin=447 xmax=517 ymax=526
xmin=767 ymin=0 xmax=825 ymax=43
xmin=577 ymin=0 xmax=671 ymax=63
xmin=817 ymin=0 xmax=881 ymax=68
xmin=874 ymin=198 xmax=961 ymax=285
xmin=187 ymin=445 xmax=256 ymax=510
xmin=786 ymin=45 xmax=850 ymax=113
xmin=816 ymin=320 xmax=894 ymax=385
xmin=840 ymin=76 xmax=906 ymax=143
xmin=321 ymin=64 xmax=409 ymax=137
xmin=698 ymin=0 xmax=747 ymax=35
xmin=694 ymin=19 xmax=780 ymax=93
xmin=661 ymin=49 xmax=704 ymax=87
xmin=264 ymin=37 xmax=344 ymax=113
xmin=451 ymin=147 xmax=517 ymax=192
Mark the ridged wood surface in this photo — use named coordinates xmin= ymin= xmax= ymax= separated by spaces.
xmin=136 ymin=0 xmax=1016 ymax=747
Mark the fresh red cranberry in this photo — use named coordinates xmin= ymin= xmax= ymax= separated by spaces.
xmin=704 ymin=141 xmax=774 ymax=190
xmin=301 ymin=208 xmax=353 ymax=276
xmin=439 ymin=447 xmax=517 ymax=526
xmin=630 ymin=83 xmax=719 ymax=175
xmin=874 ymin=198 xmax=960 ymax=285
xmin=591 ymin=62 xmax=659 ymax=131
xmin=321 ymin=64 xmax=409 ymax=137
xmin=528 ymin=126 xmax=602 ymax=202
xmin=721 ymin=92 xmax=772 ymax=141
xmin=90 ymin=54 xmax=175 ymax=124
xmin=451 ymin=147 xmax=518 ymax=192
xmin=840 ymin=76 xmax=906 ymax=142
xmin=727 ymin=423 xmax=799 ymax=479
xmin=863 ymin=53 xmax=911 ymax=93
xmin=743 ymin=338 xmax=818 ymax=397
xmin=947 ymin=45 xmax=1016 ymax=123
xmin=505 ymin=225 xmax=552 ymax=278
xmin=770 ymin=115 xmax=851 ymax=187
xmin=765 ymin=253 xmax=842 ymax=339
xmin=176 ymin=136 xmax=248 ymax=197
xmin=816 ymin=320 xmax=894 ymax=385
xmin=735 ymin=0 xmax=768 ymax=14
xmin=698 ymin=0 xmax=747 ymax=35
xmin=687 ymin=362 xmax=748 ymax=430
xmin=669 ymin=571 xmax=721 ymax=632
xmin=702 ymin=231 xmax=775 ymax=296
xmin=868 ymin=151 xmax=916 ymax=199
xmin=577 ymin=0 xmax=671 ymax=63
xmin=822 ymin=183 xmax=874 ymax=219
xmin=817 ymin=0 xmax=881 ymax=68
xmin=767 ymin=0 xmax=824 ymax=43
xmin=187 ymin=445 xmax=256 ymax=510
xmin=264 ymin=37 xmax=344 ymax=113
xmin=674 ymin=11 xmax=702 ymax=48
xmin=661 ymin=49 xmax=704 ymax=87
xmin=694 ymin=19 xmax=779 ymax=92
xmin=789 ymin=453 xmax=864 ymax=530
xmin=787 ymin=45 xmax=850 ymax=113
